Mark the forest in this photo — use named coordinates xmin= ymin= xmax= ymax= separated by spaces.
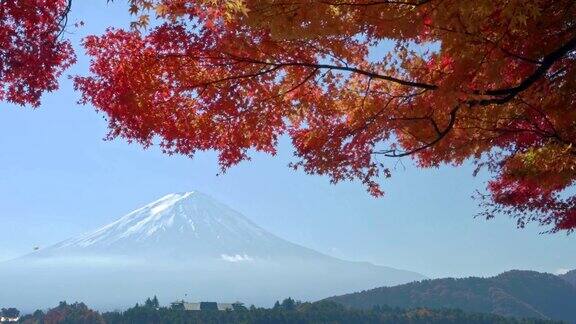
xmin=17 ymin=298 xmax=560 ymax=324
xmin=328 ymin=270 xmax=576 ymax=322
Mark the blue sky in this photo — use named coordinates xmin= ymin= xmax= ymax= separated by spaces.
xmin=0 ymin=1 xmax=574 ymax=278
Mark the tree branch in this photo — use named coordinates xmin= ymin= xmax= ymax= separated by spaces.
xmin=481 ymin=34 xmax=576 ymax=99
xmin=373 ymin=105 xmax=460 ymax=157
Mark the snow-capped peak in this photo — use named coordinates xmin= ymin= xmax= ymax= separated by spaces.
xmin=41 ymin=191 xmax=301 ymax=260
xmin=133 ymin=192 xmax=194 ymax=216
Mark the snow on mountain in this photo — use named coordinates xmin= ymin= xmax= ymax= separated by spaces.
xmin=34 ymin=191 xmax=325 ymax=261
xmin=2 ymin=192 xmax=426 ymax=310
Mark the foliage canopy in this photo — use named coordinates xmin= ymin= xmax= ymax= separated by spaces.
xmin=3 ymin=0 xmax=576 ymax=232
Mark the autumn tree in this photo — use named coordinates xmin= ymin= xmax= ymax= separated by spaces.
xmin=3 ymin=0 xmax=576 ymax=232
xmin=40 ymin=301 xmax=105 ymax=324
xmin=1 ymin=307 xmax=20 ymax=319
xmin=0 ymin=0 xmax=75 ymax=106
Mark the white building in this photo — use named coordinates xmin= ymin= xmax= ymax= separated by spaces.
xmin=0 ymin=316 xmax=20 ymax=323
xmin=171 ymin=301 xmax=243 ymax=311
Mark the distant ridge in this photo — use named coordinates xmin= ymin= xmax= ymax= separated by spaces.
xmin=327 ymin=270 xmax=576 ymax=323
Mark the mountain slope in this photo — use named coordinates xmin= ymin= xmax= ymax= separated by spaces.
xmin=327 ymin=270 xmax=576 ymax=323
xmin=34 ymin=192 xmax=325 ymax=261
xmin=560 ymin=269 xmax=576 ymax=287
xmin=0 ymin=192 xmax=424 ymax=311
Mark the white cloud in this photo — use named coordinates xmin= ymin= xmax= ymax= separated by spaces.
xmin=554 ymin=268 xmax=570 ymax=275
xmin=221 ymin=254 xmax=253 ymax=262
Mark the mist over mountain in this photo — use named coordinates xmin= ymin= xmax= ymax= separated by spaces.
xmin=327 ymin=270 xmax=576 ymax=323
xmin=0 ymin=192 xmax=424 ymax=311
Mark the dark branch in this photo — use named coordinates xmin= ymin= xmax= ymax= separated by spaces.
xmin=221 ymin=53 xmax=439 ymax=90
xmin=318 ymin=0 xmax=432 ymax=7
xmin=481 ymin=34 xmax=576 ymax=99
xmin=373 ymin=105 xmax=460 ymax=157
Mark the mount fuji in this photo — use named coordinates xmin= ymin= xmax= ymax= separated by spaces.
xmin=0 ymin=192 xmax=424 ymax=311
xmin=35 ymin=192 xmax=328 ymax=262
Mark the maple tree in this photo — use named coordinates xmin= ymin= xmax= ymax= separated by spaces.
xmin=0 ymin=0 xmax=75 ymax=106
xmin=3 ymin=0 xmax=576 ymax=232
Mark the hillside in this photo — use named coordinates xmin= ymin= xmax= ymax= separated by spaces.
xmin=327 ymin=270 xmax=576 ymax=323
xmin=560 ymin=269 xmax=576 ymax=287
